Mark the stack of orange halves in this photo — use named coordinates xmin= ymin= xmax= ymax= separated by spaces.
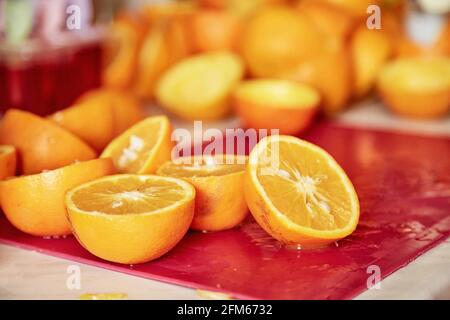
xmin=0 ymin=94 xmax=359 ymax=264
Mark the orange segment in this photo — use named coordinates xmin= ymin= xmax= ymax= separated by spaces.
xmin=0 ymin=109 xmax=96 ymax=175
xmin=233 ymin=79 xmax=320 ymax=134
xmin=157 ymin=154 xmax=248 ymax=231
xmin=65 ymin=174 xmax=195 ymax=264
xmin=101 ymin=116 xmax=173 ymax=174
xmin=0 ymin=158 xmax=115 ymax=236
xmin=377 ymin=57 xmax=450 ymax=119
xmin=0 ymin=145 xmax=16 ymax=180
xmin=245 ymin=135 xmax=360 ymax=247
xmin=48 ymin=100 xmax=115 ymax=152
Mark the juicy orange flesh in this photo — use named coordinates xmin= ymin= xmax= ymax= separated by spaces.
xmin=235 ymin=80 xmax=320 ymax=109
xmin=109 ymin=121 xmax=162 ymax=173
xmin=255 ymin=141 xmax=353 ymax=231
xmin=70 ymin=176 xmax=186 ymax=214
xmin=158 ymin=155 xmax=247 ymax=178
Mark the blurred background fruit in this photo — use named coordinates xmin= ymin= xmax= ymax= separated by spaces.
xmin=156 ymin=51 xmax=244 ymax=120
xmin=190 ymin=9 xmax=241 ymax=52
xmin=241 ymin=6 xmax=324 ymax=78
xmin=377 ymin=57 xmax=450 ymax=118
xmin=233 ymin=79 xmax=320 ymax=134
xmin=0 ymin=145 xmax=16 ymax=181
xmin=350 ymin=25 xmax=393 ymax=98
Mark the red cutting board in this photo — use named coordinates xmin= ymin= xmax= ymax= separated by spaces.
xmin=1 ymin=123 xmax=449 ymax=299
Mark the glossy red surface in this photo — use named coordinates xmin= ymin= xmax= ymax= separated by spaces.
xmin=1 ymin=123 xmax=449 ymax=299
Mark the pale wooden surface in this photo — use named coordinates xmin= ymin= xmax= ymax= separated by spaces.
xmin=1 ymin=102 xmax=449 ymax=300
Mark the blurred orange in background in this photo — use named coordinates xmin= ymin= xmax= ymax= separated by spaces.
xmin=190 ymin=9 xmax=241 ymax=52
xmin=350 ymin=26 xmax=393 ymax=98
xmin=233 ymin=79 xmax=320 ymax=134
xmin=377 ymin=57 xmax=450 ymax=119
xmin=241 ymin=6 xmax=324 ymax=78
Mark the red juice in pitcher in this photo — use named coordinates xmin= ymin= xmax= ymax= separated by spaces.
xmin=0 ymin=34 xmax=104 ymax=116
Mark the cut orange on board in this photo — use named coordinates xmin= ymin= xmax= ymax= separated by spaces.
xmin=377 ymin=57 xmax=450 ymax=119
xmin=65 ymin=174 xmax=195 ymax=264
xmin=157 ymin=154 xmax=248 ymax=231
xmin=0 ymin=109 xmax=96 ymax=175
xmin=0 ymin=158 xmax=115 ymax=236
xmin=48 ymin=100 xmax=115 ymax=152
xmin=245 ymin=135 xmax=360 ymax=247
xmin=101 ymin=116 xmax=173 ymax=174
xmin=0 ymin=145 xmax=16 ymax=180
xmin=233 ymin=79 xmax=320 ymax=135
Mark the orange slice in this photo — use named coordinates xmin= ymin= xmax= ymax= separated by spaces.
xmin=65 ymin=174 xmax=195 ymax=264
xmin=0 ymin=145 xmax=16 ymax=180
xmin=245 ymin=135 xmax=360 ymax=247
xmin=0 ymin=158 xmax=115 ymax=236
xmin=157 ymin=154 xmax=248 ymax=231
xmin=101 ymin=116 xmax=173 ymax=174
xmin=377 ymin=57 xmax=450 ymax=119
xmin=233 ymin=79 xmax=320 ymax=135
xmin=0 ymin=109 xmax=96 ymax=175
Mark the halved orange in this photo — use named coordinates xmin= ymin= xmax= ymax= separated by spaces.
xmin=233 ymin=79 xmax=320 ymax=134
xmin=101 ymin=116 xmax=173 ymax=174
xmin=0 ymin=109 xmax=96 ymax=175
xmin=0 ymin=158 xmax=115 ymax=236
xmin=245 ymin=135 xmax=360 ymax=248
xmin=65 ymin=174 xmax=196 ymax=264
xmin=0 ymin=145 xmax=16 ymax=180
xmin=156 ymin=51 xmax=244 ymax=120
xmin=377 ymin=57 xmax=450 ymax=119
xmin=157 ymin=154 xmax=248 ymax=231
xmin=48 ymin=100 xmax=115 ymax=152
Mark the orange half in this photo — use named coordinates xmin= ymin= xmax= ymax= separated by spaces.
xmin=245 ymin=135 xmax=360 ymax=247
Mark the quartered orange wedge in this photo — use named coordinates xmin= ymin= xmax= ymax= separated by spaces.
xmin=157 ymin=154 xmax=248 ymax=231
xmin=65 ymin=174 xmax=195 ymax=264
xmin=101 ymin=116 xmax=173 ymax=174
xmin=245 ymin=135 xmax=360 ymax=248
